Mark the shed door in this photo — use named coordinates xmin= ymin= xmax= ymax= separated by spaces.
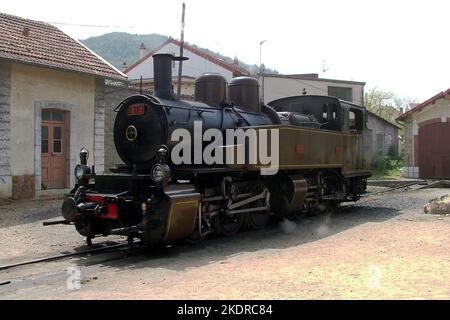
xmin=41 ymin=111 xmax=66 ymax=189
xmin=418 ymin=122 xmax=450 ymax=179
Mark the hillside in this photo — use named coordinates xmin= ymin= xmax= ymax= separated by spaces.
xmin=81 ymin=32 xmax=168 ymax=70
xmin=80 ymin=32 xmax=278 ymax=74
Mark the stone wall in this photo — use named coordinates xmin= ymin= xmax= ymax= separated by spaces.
xmin=366 ymin=113 xmax=400 ymax=158
xmin=0 ymin=62 xmax=11 ymax=198
xmin=12 ymin=175 xmax=34 ymax=200
xmin=403 ymin=121 xmax=413 ymax=166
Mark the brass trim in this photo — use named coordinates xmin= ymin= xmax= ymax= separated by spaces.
xmin=163 ymin=200 xmax=199 ymax=242
xmin=253 ymin=126 xmax=358 ymax=137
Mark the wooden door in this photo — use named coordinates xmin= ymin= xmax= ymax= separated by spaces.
xmin=41 ymin=110 xmax=66 ymax=189
xmin=419 ymin=122 xmax=450 ymax=179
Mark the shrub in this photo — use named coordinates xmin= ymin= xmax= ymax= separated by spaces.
xmin=371 ymin=152 xmax=403 ymax=177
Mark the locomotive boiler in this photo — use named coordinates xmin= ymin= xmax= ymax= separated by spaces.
xmin=56 ymin=53 xmax=371 ymax=247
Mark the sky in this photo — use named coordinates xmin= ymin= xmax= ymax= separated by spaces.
xmin=1 ymin=0 xmax=449 ymax=102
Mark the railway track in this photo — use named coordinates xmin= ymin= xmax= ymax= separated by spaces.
xmin=0 ymin=241 xmax=136 ymax=272
xmin=363 ymin=180 xmax=427 ymax=197
xmin=364 ymin=179 xmax=449 ymax=198
xmin=2 ymin=180 xmax=447 ymax=275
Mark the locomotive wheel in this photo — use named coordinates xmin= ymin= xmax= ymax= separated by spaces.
xmin=214 ymin=212 xmax=244 ymax=236
xmin=185 ymin=231 xmax=206 ymax=244
xmin=185 ymin=216 xmax=206 ymax=244
xmin=244 ymin=210 xmax=270 ymax=230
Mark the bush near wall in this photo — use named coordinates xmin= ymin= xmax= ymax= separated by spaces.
xmin=371 ymin=152 xmax=403 ymax=177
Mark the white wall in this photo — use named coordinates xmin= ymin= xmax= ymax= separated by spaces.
xmin=411 ymin=99 xmax=450 ymax=135
xmin=127 ymin=42 xmax=234 ymax=81
xmin=9 ymin=63 xmax=96 ymax=193
xmin=401 ymin=97 xmax=450 ymax=178
xmin=263 ymin=76 xmax=365 ymax=105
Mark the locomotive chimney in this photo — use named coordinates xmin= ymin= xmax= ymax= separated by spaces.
xmin=153 ymin=53 xmax=175 ymax=100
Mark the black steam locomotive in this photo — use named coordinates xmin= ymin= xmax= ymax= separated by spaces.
xmin=56 ymin=53 xmax=371 ymax=247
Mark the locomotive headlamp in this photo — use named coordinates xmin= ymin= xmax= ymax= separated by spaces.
xmin=79 ymin=147 xmax=89 ymax=165
xmin=74 ymin=164 xmax=91 ymax=181
xmin=151 ymin=164 xmax=165 ymax=183
xmin=75 ymin=147 xmax=91 ymax=181
xmin=156 ymin=145 xmax=169 ymax=164
xmin=151 ymin=163 xmax=171 ymax=183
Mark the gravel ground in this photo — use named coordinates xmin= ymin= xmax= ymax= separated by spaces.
xmin=0 ymin=187 xmax=449 ymax=300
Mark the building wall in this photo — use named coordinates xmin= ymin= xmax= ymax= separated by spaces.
xmin=403 ymin=121 xmax=413 ymax=167
xmin=263 ymin=76 xmax=365 ymax=105
xmin=400 ymin=97 xmax=450 ymax=178
xmin=8 ymin=63 xmax=96 ymax=198
xmin=0 ymin=62 xmax=12 ymax=198
xmin=366 ymin=114 xmax=399 ymax=158
xmin=94 ymin=78 xmax=106 ymax=174
xmin=127 ymin=42 xmax=234 ymax=81
xmin=130 ymin=78 xmax=195 ymax=97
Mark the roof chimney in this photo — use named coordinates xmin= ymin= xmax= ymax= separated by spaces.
xmin=139 ymin=43 xmax=146 ymax=59
xmin=122 ymin=62 xmax=128 ymax=72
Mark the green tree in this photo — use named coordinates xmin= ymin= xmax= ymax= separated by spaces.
xmin=364 ymin=87 xmax=416 ymax=123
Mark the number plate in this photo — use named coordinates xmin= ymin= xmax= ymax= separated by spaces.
xmin=127 ymin=103 xmax=145 ymax=116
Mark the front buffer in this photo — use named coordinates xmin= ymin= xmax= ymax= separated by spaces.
xmin=57 ymin=149 xmax=201 ymax=247
xmin=61 ymin=178 xmax=201 ymax=247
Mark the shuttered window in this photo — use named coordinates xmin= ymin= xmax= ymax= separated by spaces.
xmin=328 ymin=86 xmax=353 ymax=102
xmin=377 ymin=133 xmax=384 ymax=153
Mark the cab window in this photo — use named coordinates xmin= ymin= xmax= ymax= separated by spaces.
xmin=349 ymin=108 xmax=363 ymax=131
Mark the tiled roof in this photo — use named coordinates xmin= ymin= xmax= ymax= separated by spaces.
xmin=124 ymin=38 xmax=250 ymax=76
xmin=0 ymin=12 xmax=126 ymax=81
xmin=396 ymin=88 xmax=450 ymax=121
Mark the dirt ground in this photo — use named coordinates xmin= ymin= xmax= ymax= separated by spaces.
xmin=0 ymin=187 xmax=449 ymax=300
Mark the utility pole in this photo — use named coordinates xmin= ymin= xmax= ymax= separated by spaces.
xmin=177 ymin=2 xmax=185 ymax=100
xmin=259 ymin=40 xmax=267 ymax=103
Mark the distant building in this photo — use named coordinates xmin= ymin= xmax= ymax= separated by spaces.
xmin=262 ymin=73 xmax=365 ymax=105
xmin=123 ymin=38 xmax=249 ymax=96
xmin=366 ymin=110 xmax=401 ymax=158
xmin=0 ymin=12 xmax=126 ymax=199
xmin=396 ymin=88 xmax=450 ymax=179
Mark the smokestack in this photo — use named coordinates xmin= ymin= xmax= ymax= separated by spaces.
xmin=153 ymin=53 xmax=175 ymax=100
xmin=139 ymin=42 xmax=146 ymax=59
